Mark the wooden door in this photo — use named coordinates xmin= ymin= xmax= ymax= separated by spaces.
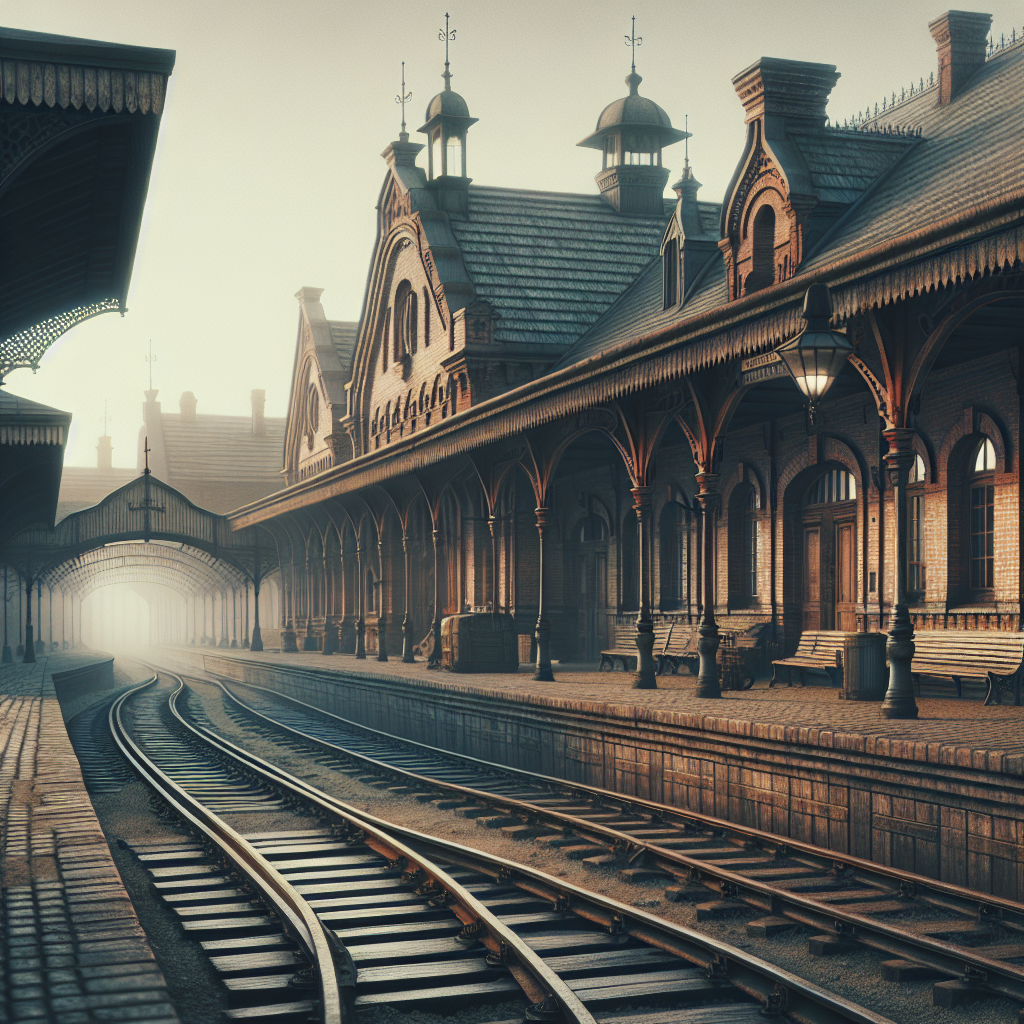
xmin=802 ymin=527 xmax=821 ymax=630
xmin=835 ymin=522 xmax=857 ymax=631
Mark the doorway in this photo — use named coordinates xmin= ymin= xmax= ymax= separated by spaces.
xmin=801 ymin=468 xmax=858 ymax=632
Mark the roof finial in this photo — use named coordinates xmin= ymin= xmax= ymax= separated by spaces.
xmin=145 ymin=339 xmax=156 ymax=391
xmin=625 ymin=14 xmax=641 ymax=73
xmin=143 ymin=437 xmax=151 ymax=476
xmin=395 ymin=61 xmax=412 ymax=142
xmin=438 ymin=13 xmax=456 ymax=91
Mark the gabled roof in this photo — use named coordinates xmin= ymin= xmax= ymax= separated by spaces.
xmin=558 ymin=42 xmax=1023 ymax=369
xmin=158 ymin=414 xmax=285 ymax=484
xmin=447 ymin=186 xmax=674 ymax=347
xmin=328 ymin=321 xmax=358 ymax=369
xmin=803 ymin=40 xmax=1024 ymax=270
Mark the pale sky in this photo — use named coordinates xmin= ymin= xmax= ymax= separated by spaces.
xmin=4 ymin=0 xmax=1020 ymax=467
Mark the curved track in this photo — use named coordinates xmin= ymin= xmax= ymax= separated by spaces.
xmin=113 ymin=668 xmax=892 ymax=1024
xmin=186 ymin=666 xmax=1024 ymax=1014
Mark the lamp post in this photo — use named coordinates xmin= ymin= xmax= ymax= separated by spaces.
xmin=776 ymin=284 xmax=853 ymax=423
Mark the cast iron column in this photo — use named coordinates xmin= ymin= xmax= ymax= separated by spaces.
xmin=251 ymin=580 xmax=264 ymax=652
xmin=23 ymin=570 xmax=35 ymax=664
xmin=282 ymin=559 xmax=298 ymax=652
xmin=401 ymin=530 xmax=415 ymax=662
xmin=881 ymin=428 xmax=919 ymax=719
xmin=694 ymin=472 xmax=721 ymax=698
xmin=354 ymin=543 xmax=366 ymax=659
xmin=230 ymin=588 xmax=238 ymax=648
xmin=631 ymin=486 xmax=657 ymax=689
xmin=376 ymin=534 xmax=388 ymax=662
xmin=2 ymin=566 xmax=11 ymax=663
xmin=48 ymin=584 xmax=53 ymax=651
xmin=429 ymin=528 xmax=442 ymax=667
xmin=533 ymin=506 xmax=555 ymax=682
xmin=37 ymin=580 xmax=43 ymax=654
xmin=322 ymin=551 xmax=338 ymax=655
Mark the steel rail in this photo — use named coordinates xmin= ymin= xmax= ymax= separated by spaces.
xmin=163 ymin=672 xmax=894 ymax=1024
xmin=153 ymin=669 xmax=595 ymax=1024
xmin=198 ymin=669 xmax=1024 ymax=1005
xmin=108 ymin=676 xmax=347 ymax=1024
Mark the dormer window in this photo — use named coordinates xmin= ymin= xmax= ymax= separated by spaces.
xmin=662 ymin=238 xmax=679 ymax=309
xmin=603 ymin=137 xmax=617 ymax=169
xmin=746 ymin=206 xmax=776 ymax=294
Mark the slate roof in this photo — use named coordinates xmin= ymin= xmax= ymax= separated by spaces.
xmin=328 ymin=320 xmax=358 ymax=374
xmin=803 ymin=40 xmax=1024 ymax=270
xmin=160 ymin=414 xmax=286 ymax=484
xmin=559 ymin=42 xmax=1024 ymax=368
xmin=447 ymin=187 xmax=678 ymax=347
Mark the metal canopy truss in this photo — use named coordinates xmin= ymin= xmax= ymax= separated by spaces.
xmin=2 ymin=474 xmax=279 ymax=596
xmin=43 ymin=541 xmax=247 ymax=599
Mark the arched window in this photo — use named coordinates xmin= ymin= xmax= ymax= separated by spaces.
xmin=575 ymin=514 xmax=608 ymax=543
xmin=747 ymin=205 xmax=776 ymax=294
xmin=422 ymin=287 xmax=431 ymax=347
xmin=393 ymin=281 xmax=416 ymax=363
xmin=662 ymin=238 xmax=679 ymax=309
xmin=805 ymin=468 xmax=857 ymax=506
xmin=659 ymin=501 xmax=688 ymax=610
xmin=970 ymin=437 xmax=995 ymax=591
xmin=728 ymin=482 xmax=760 ymax=606
xmin=908 ymin=454 xmax=926 ymax=598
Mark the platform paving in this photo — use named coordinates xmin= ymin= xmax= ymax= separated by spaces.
xmin=0 ymin=654 xmax=178 ymax=1024
xmin=174 ymin=647 xmax=1024 ymax=777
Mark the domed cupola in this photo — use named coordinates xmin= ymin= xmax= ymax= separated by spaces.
xmin=578 ymin=49 xmax=688 ymax=215
xmin=418 ymin=15 xmax=477 ymax=213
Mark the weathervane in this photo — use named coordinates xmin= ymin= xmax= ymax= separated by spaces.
xmin=142 ymin=437 xmax=152 ymax=476
xmin=130 ymin=436 xmax=166 ymax=536
xmin=145 ymin=339 xmax=156 ymax=390
xmin=625 ymin=15 xmax=641 ymax=72
xmin=395 ymin=61 xmax=412 ymax=141
xmin=439 ymin=13 xmax=456 ymax=89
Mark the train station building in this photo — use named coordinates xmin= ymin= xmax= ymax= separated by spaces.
xmin=227 ymin=12 xmax=1022 ymax=714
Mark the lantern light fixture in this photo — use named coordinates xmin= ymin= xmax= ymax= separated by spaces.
xmin=776 ymin=283 xmax=853 ymax=421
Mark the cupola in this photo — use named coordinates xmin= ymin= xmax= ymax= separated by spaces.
xmin=578 ymin=65 xmax=688 ymax=216
xmin=418 ymin=16 xmax=477 ymax=214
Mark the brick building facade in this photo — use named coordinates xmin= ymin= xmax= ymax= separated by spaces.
xmin=231 ymin=11 xmax=1022 ymax=702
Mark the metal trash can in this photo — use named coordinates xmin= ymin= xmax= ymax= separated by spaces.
xmin=841 ymin=632 xmax=888 ymax=700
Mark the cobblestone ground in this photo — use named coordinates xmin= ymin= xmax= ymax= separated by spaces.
xmin=177 ymin=647 xmax=1024 ymax=775
xmin=0 ymin=657 xmax=178 ymax=1024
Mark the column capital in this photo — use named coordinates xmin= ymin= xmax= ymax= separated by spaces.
xmin=883 ymin=427 xmax=917 ymax=488
xmin=630 ymin=485 xmax=653 ymax=514
xmin=534 ymin=506 xmax=551 ymax=530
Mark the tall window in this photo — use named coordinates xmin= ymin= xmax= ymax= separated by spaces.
xmin=747 ymin=205 xmax=776 ymax=293
xmin=745 ymin=487 xmax=759 ymax=599
xmin=729 ymin=481 xmax=760 ymax=607
xmin=430 ymin=130 xmax=442 ymax=178
xmin=970 ymin=438 xmax=995 ymax=591
xmin=908 ymin=454 xmax=926 ymax=597
xmin=446 ymin=133 xmax=462 ymax=175
xmin=663 ymin=238 xmax=679 ymax=309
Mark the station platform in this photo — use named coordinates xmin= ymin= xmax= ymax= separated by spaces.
xmin=167 ymin=646 xmax=1024 ymax=904
xmin=0 ymin=653 xmax=178 ymax=1024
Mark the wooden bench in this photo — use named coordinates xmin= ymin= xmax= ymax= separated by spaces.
xmin=910 ymin=630 xmax=1024 ymax=705
xmin=599 ymin=623 xmax=672 ymax=671
xmin=659 ymin=628 xmax=697 ymax=676
xmin=770 ymin=631 xmax=845 ymax=688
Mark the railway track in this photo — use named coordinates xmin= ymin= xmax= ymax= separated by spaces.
xmin=112 ymin=668 xmax=891 ymax=1024
xmin=175 ymin=665 xmax=1024 ymax=1016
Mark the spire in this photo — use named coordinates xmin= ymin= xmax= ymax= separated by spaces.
xmin=439 ymin=12 xmax=455 ymax=91
xmin=625 ymin=14 xmax=641 ymax=74
xmin=395 ymin=61 xmax=412 ymax=142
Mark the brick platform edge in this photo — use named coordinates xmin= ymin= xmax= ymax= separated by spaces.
xmin=0 ymin=655 xmax=179 ymax=1024
xmin=182 ymin=650 xmax=1024 ymax=904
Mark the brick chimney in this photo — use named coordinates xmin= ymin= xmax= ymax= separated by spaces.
xmin=179 ymin=391 xmax=197 ymax=424
xmin=96 ymin=435 xmax=112 ymax=471
xmin=732 ymin=57 xmax=840 ymax=140
xmin=251 ymin=389 xmax=266 ymax=436
xmin=929 ymin=10 xmax=992 ymax=105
